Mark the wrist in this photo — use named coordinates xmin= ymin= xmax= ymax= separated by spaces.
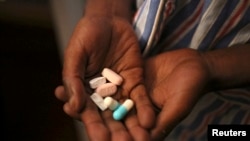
xmin=199 ymin=51 xmax=218 ymax=92
xmin=201 ymin=45 xmax=250 ymax=91
xmin=83 ymin=0 xmax=135 ymax=23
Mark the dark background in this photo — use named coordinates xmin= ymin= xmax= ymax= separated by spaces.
xmin=0 ymin=0 xmax=77 ymax=140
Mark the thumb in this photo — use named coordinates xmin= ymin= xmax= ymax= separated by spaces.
xmin=130 ymin=84 xmax=156 ymax=129
xmin=150 ymin=101 xmax=190 ymax=141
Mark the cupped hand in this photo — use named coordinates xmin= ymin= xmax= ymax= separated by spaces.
xmin=55 ymin=16 xmax=155 ymax=141
xmin=144 ymin=48 xmax=212 ymax=141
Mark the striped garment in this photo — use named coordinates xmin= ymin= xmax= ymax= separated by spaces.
xmin=133 ymin=0 xmax=250 ymax=140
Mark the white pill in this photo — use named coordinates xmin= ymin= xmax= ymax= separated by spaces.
xmin=104 ymin=97 xmax=120 ymax=111
xmin=89 ymin=76 xmax=106 ymax=89
xmin=113 ymin=99 xmax=134 ymax=120
xmin=95 ymin=83 xmax=117 ymax=97
xmin=101 ymin=68 xmax=123 ymax=85
xmin=90 ymin=93 xmax=107 ymax=111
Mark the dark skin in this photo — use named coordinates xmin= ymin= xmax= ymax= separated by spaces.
xmin=54 ymin=0 xmax=250 ymax=140
xmin=144 ymin=46 xmax=250 ymax=141
xmin=57 ymin=39 xmax=250 ymax=141
xmin=55 ymin=0 xmax=156 ymax=140
xmin=144 ymin=49 xmax=211 ymax=141
xmin=55 ymin=16 xmax=155 ymax=141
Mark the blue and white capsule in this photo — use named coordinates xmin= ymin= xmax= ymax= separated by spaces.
xmin=113 ymin=99 xmax=134 ymax=120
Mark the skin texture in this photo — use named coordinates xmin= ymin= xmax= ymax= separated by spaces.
xmin=144 ymin=46 xmax=250 ymax=140
xmin=144 ymin=49 xmax=210 ymax=140
xmin=54 ymin=1 xmax=250 ymax=140
xmin=55 ymin=16 xmax=155 ymax=141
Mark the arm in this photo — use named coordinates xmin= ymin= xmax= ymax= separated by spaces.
xmin=204 ymin=44 xmax=250 ymax=90
xmin=144 ymin=44 xmax=250 ymax=140
xmin=84 ymin=0 xmax=135 ymax=22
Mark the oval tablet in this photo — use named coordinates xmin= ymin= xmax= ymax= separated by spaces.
xmin=101 ymin=68 xmax=123 ymax=85
xmin=95 ymin=83 xmax=117 ymax=97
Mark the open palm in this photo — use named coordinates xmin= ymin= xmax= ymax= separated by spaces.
xmin=144 ymin=49 xmax=211 ymax=141
xmin=55 ymin=17 xmax=155 ymax=141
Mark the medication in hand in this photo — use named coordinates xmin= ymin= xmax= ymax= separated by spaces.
xmin=95 ymin=83 xmax=117 ymax=97
xmin=90 ymin=93 xmax=107 ymax=111
xmin=101 ymin=68 xmax=123 ymax=85
xmin=89 ymin=68 xmax=134 ymax=120
xmin=104 ymin=97 xmax=120 ymax=111
xmin=113 ymin=99 xmax=134 ymax=120
xmin=89 ymin=76 xmax=106 ymax=89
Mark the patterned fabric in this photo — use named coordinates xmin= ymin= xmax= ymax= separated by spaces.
xmin=134 ymin=0 xmax=250 ymax=56
xmin=166 ymin=89 xmax=250 ymax=141
xmin=133 ymin=0 xmax=250 ymax=140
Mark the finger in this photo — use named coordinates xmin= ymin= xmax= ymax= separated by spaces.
xmin=63 ymin=103 xmax=81 ymax=120
xmin=120 ymin=68 xmax=155 ymax=129
xmin=63 ymin=77 xmax=87 ymax=113
xmin=102 ymin=110 xmax=132 ymax=141
xmin=80 ymin=97 xmax=110 ymax=141
xmin=54 ymin=85 xmax=69 ymax=102
xmin=130 ymin=84 xmax=156 ymax=129
xmin=150 ymin=103 xmax=185 ymax=141
xmin=125 ymin=111 xmax=151 ymax=141
xmin=62 ymin=31 xmax=88 ymax=112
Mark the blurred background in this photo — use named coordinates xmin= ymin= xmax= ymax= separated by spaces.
xmin=0 ymin=0 xmax=85 ymax=140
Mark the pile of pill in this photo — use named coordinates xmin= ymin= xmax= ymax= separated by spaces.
xmin=89 ymin=68 xmax=134 ymax=120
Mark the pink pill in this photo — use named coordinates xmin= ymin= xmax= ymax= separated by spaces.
xmin=101 ymin=68 xmax=123 ymax=85
xmin=95 ymin=83 xmax=117 ymax=97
